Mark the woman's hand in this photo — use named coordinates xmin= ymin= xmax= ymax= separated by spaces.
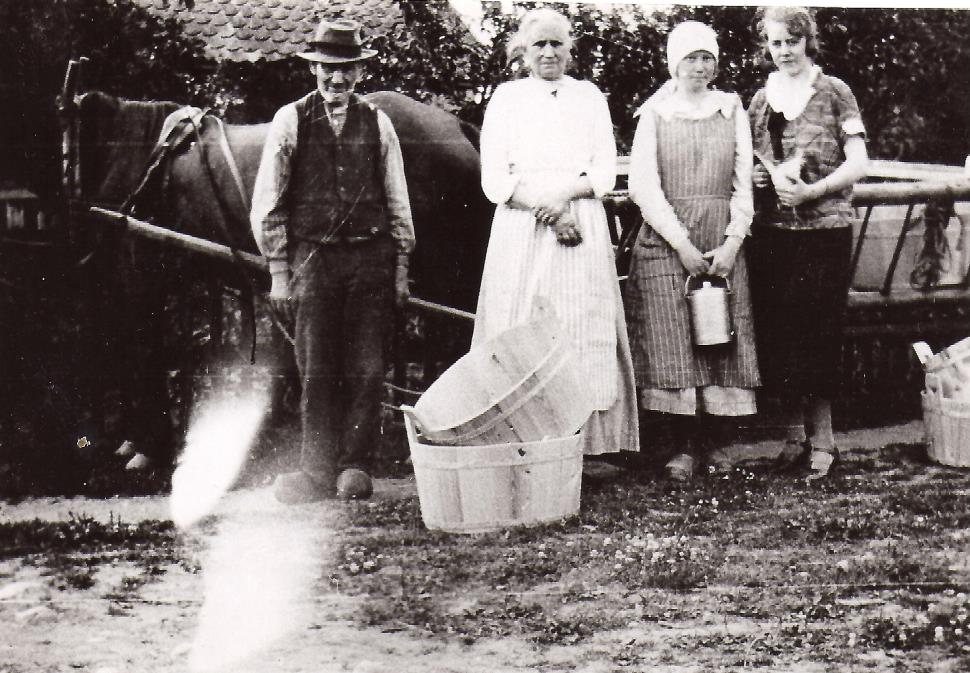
xmin=752 ymin=163 xmax=771 ymax=189
xmin=704 ymin=236 xmax=742 ymax=277
xmin=552 ymin=211 xmax=583 ymax=247
xmin=774 ymin=175 xmax=818 ymax=207
xmin=674 ymin=241 xmax=711 ymax=276
xmin=532 ymin=191 xmax=570 ymax=227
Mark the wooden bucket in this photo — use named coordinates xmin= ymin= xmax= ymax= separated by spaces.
xmin=921 ymin=390 xmax=970 ymax=468
xmin=402 ymin=408 xmax=583 ymax=533
xmin=411 ymin=312 xmax=593 ymax=446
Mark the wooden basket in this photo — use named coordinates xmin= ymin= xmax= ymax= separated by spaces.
xmin=915 ymin=338 xmax=970 ymax=399
xmin=921 ymin=390 xmax=970 ymax=468
xmin=411 ymin=312 xmax=593 ymax=446
xmin=402 ymin=409 xmax=583 ymax=533
xmin=924 ymin=336 xmax=970 ymax=371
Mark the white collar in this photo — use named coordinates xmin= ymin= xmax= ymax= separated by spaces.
xmin=635 ymin=81 xmax=736 ymax=121
xmin=765 ymin=65 xmax=822 ymax=120
xmin=526 ymin=74 xmax=575 ymax=96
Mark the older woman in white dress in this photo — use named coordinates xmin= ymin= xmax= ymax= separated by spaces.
xmin=474 ymin=7 xmax=639 ymax=457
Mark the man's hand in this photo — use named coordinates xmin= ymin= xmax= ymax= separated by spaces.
xmin=269 ymin=270 xmax=294 ymax=323
xmin=395 ymin=257 xmax=410 ymax=310
xmin=675 ymin=240 xmax=711 ymax=276
xmin=704 ymin=236 xmax=743 ymax=277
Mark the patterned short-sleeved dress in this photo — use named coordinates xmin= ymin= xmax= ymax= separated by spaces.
xmin=747 ymin=71 xmax=867 ymax=400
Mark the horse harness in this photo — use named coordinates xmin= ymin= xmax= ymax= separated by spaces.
xmin=123 ymin=106 xmax=261 ymax=361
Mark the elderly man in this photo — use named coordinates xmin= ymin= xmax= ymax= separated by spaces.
xmin=251 ymin=18 xmax=414 ymax=503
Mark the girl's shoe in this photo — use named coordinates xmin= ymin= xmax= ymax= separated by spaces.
xmin=774 ymin=440 xmax=811 ymax=474
xmin=273 ymin=470 xmax=335 ymax=504
xmin=336 ymin=468 xmax=374 ymax=501
xmin=664 ymin=453 xmax=696 ymax=483
xmin=803 ymin=448 xmax=839 ymax=482
xmin=706 ymin=448 xmax=734 ymax=475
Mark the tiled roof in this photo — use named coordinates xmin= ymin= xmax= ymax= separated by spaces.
xmin=131 ymin=0 xmax=408 ymax=63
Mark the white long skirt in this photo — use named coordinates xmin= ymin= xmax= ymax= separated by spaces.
xmin=472 ymin=198 xmax=639 ymax=455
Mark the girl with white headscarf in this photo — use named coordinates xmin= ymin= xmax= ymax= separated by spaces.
xmin=627 ymin=21 xmax=760 ymax=482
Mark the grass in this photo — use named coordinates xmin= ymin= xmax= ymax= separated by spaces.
xmin=0 ymin=512 xmax=177 ymax=559
xmin=0 ymin=512 xmax=181 ymax=591
xmin=323 ymin=443 xmax=970 ymax=667
xmin=3 ymin=440 xmax=969 ymax=669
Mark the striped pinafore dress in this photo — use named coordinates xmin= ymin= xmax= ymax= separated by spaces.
xmin=625 ymin=108 xmax=760 ymax=415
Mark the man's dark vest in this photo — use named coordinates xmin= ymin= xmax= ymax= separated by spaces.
xmin=287 ymin=91 xmax=389 ymax=243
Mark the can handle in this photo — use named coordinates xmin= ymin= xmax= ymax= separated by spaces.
xmin=685 ymin=273 xmax=730 ymax=297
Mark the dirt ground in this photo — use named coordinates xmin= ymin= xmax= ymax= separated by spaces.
xmin=2 ymin=420 xmax=968 ymax=673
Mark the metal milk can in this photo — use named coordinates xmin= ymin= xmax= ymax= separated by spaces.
xmin=685 ymin=275 xmax=734 ymax=347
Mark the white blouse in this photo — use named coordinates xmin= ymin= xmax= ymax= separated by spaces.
xmin=628 ymin=88 xmax=753 ymax=251
xmin=480 ymin=76 xmax=617 ymax=205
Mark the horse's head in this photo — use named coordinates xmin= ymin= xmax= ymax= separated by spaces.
xmin=76 ymin=91 xmax=262 ymax=251
xmin=77 ymin=91 xmax=180 ymax=210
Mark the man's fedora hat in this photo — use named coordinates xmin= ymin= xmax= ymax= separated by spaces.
xmin=298 ymin=18 xmax=377 ymax=64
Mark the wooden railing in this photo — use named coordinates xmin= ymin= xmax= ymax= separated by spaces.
xmin=87 ymin=158 xmax=970 ymax=336
xmin=606 ymin=158 xmax=970 ymax=335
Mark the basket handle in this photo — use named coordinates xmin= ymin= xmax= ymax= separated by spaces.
xmin=912 ymin=341 xmax=934 ymax=366
xmin=399 ymin=405 xmax=426 ymax=446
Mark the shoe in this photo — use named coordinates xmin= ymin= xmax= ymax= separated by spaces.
xmin=336 ymin=468 xmax=374 ymax=501
xmin=803 ymin=448 xmax=839 ymax=483
xmin=706 ymin=449 xmax=733 ymax=475
xmin=664 ymin=453 xmax=696 ymax=483
xmin=582 ymin=457 xmax=625 ymax=484
xmin=273 ymin=470 xmax=335 ymax=504
xmin=124 ymin=453 xmax=152 ymax=471
xmin=774 ymin=440 xmax=810 ymax=474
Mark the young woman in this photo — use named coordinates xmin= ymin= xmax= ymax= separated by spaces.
xmin=747 ymin=6 xmax=869 ymax=480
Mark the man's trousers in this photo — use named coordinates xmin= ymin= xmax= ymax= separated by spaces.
xmin=292 ymin=237 xmax=394 ymax=483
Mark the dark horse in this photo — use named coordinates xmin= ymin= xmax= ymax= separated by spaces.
xmin=72 ymin=90 xmax=493 ymax=463
xmin=77 ymin=90 xmax=491 ymax=312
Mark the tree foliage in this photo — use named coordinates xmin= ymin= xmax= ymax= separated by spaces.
xmin=453 ymin=2 xmax=970 ymax=162
xmin=816 ymin=7 xmax=970 ymax=163
xmin=2 ymin=0 xmax=968 ymax=199
xmin=0 ymin=0 xmax=217 ymax=196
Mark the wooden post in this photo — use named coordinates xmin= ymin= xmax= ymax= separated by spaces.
xmin=881 ymin=203 xmax=917 ymax=296
xmin=88 ymin=207 xmax=478 ymax=322
xmin=849 ymin=205 xmax=873 ymax=284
